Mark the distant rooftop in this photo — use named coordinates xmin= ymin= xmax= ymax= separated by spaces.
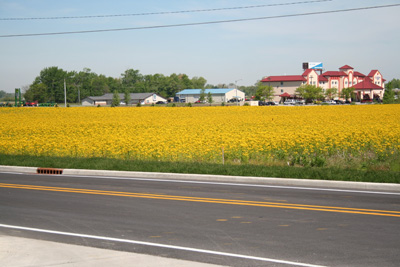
xmin=176 ymin=88 xmax=235 ymax=95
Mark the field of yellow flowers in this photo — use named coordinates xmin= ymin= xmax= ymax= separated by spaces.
xmin=1 ymin=105 xmax=399 ymax=167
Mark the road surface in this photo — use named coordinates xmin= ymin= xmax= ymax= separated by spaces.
xmin=1 ymin=171 xmax=399 ymax=266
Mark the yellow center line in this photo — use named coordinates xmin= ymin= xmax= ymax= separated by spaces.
xmin=1 ymin=183 xmax=399 ymax=217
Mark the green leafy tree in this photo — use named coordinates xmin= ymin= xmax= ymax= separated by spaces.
xmin=24 ymin=83 xmax=48 ymax=102
xmin=124 ymin=88 xmax=131 ymax=105
xmin=0 ymin=90 xmax=7 ymax=99
xmin=121 ymin=69 xmax=143 ymax=92
xmin=388 ymin=79 xmax=400 ymax=89
xmin=91 ymin=75 xmax=110 ymax=96
xmin=383 ymin=82 xmax=395 ymax=104
xmin=191 ymin=76 xmax=207 ymax=89
xmin=112 ymin=90 xmax=120 ymax=107
xmin=199 ymin=88 xmax=206 ymax=102
xmin=324 ymin=88 xmax=338 ymax=100
xmin=28 ymin=66 xmax=67 ymax=103
xmin=207 ymin=92 xmax=213 ymax=105
xmin=0 ymin=90 xmax=14 ymax=101
xmin=340 ymin=87 xmax=355 ymax=102
xmin=295 ymin=84 xmax=324 ymax=103
xmin=255 ymin=82 xmax=275 ymax=101
xmin=240 ymin=85 xmax=257 ymax=99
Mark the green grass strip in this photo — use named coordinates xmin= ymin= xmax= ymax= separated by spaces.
xmin=0 ymin=154 xmax=399 ymax=184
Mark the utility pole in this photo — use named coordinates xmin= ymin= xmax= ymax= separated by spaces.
xmin=64 ymin=79 xmax=67 ymax=107
xmin=235 ymin=79 xmax=242 ymax=106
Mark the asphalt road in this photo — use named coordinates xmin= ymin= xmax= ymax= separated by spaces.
xmin=1 ymin=172 xmax=400 ymax=266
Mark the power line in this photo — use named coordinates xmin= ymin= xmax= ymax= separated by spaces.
xmin=0 ymin=0 xmax=332 ymax=21
xmin=1 ymin=4 xmax=399 ymax=38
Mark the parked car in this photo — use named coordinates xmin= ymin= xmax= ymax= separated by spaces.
xmin=334 ymin=100 xmax=345 ymax=104
xmin=295 ymin=100 xmax=305 ymax=105
xmin=284 ymin=99 xmax=296 ymax=105
xmin=195 ymin=100 xmax=205 ymax=104
xmin=323 ymin=100 xmax=337 ymax=105
xmin=228 ymin=98 xmax=241 ymax=103
xmin=155 ymin=101 xmax=166 ymax=104
xmin=361 ymin=99 xmax=373 ymax=103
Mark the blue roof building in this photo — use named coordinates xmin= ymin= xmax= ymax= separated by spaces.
xmin=176 ymin=88 xmax=245 ymax=103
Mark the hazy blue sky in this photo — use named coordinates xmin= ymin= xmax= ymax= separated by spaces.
xmin=1 ymin=0 xmax=399 ymax=92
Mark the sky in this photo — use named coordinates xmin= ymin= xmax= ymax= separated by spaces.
xmin=1 ymin=0 xmax=399 ymax=92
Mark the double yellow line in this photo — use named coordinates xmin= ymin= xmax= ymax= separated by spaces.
xmin=1 ymin=183 xmax=400 ymax=217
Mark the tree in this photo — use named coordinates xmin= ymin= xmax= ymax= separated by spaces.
xmin=240 ymin=85 xmax=257 ymax=99
xmin=199 ymin=88 xmax=206 ymax=102
xmin=388 ymin=78 xmax=400 ymax=89
xmin=121 ymin=69 xmax=143 ymax=91
xmin=0 ymin=90 xmax=7 ymax=99
xmin=207 ymin=92 xmax=213 ymax=105
xmin=124 ymin=88 xmax=131 ymax=105
xmin=383 ymin=82 xmax=395 ymax=104
xmin=191 ymin=76 xmax=207 ymax=89
xmin=324 ymin=88 xmax=338 ymax=100
xmin=255 ymin=82 xmax=274 ymax=101
xmin=295 ymin=84 xmax=324 ymax=103
xmin=0 ymin=90 xmax=14 ymax=101
xmin=112 ymin=90 xmax=120 ymax=107
xmin=340 ymin=87 xmax=355 ymax=102
xmin=24 ymin=83 xmax=47 ymax=102
xmin=28 ymin=66 xmax=67 ymax=103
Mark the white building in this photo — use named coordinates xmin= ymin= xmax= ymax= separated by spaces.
xmin=176 ymin=88 xmax=245 ymax=103
xmin=82 ymin=93 xmax=167 ymax=106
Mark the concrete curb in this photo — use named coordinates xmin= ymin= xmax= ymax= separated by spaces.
xmin=1 ymin=165 xmax=400 ymax=192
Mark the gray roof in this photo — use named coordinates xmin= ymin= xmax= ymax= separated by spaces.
xmin=176 ymin=88 xmax=235 ymax=95
xmin=85 ymin=93 xmax=159 ymax=101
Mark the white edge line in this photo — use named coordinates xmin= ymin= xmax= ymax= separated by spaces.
xmin=0 ymin=224 xmax=326 ymax=267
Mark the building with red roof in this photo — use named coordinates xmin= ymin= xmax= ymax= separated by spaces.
xmin=261 ymin=64 xmax=385 ymax=102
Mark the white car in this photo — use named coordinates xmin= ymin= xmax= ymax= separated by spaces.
xmin=284 ymin=99 xmax=296 ymax=105
xmin=323 ymin=100 xmax=336 ymax=105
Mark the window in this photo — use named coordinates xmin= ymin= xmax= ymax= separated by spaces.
xmin=280 ymin=82 xmax=284 ymax=86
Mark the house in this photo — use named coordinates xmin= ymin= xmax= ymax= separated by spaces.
xmin=261 ymin=64 xmax=385 ymax=102
xmin=82 ymin=93 xmax=167 ymax=106
xmin=176 ymin=88 xmax=245 ymax=103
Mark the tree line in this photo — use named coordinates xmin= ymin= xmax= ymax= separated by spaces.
xmin=23 ymin=67 xmax=208 ymax=103
xmin=21 ymin=66 xmax=258 ymax=103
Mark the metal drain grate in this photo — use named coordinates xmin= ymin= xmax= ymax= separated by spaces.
xmin=37 ymin=168 xmax=63 ymax=175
